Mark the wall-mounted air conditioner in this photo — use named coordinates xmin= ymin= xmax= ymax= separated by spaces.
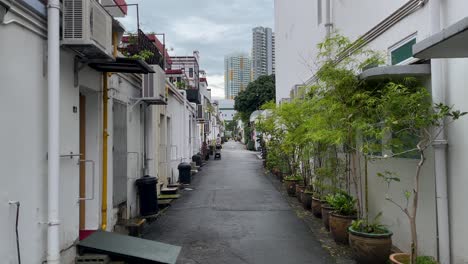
xmin=62 ymin=0 xmax=113 ymax=59
xmin=141 ymin=65 xmax=167 ymax=105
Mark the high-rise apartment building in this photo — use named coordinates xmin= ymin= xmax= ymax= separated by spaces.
xmin=224 ymin=53 xmax=252 ymax=99
xmin=252 ymin=26 xmax=275 ymax=80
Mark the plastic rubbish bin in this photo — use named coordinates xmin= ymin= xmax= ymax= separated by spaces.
xmin=178 ymin=162 xmax=192 ymax=184
xmin=135 ymin=175 xmax=158 ymax=216
xmin=192 ymin=154 xmax=202 ymax=166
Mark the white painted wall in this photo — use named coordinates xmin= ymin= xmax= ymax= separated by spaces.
xmin=0 ymin=9 xmax=99 ymax=262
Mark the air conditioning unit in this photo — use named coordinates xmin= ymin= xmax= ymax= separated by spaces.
xmin=62 ymin=0 xmax=113 ymax=59
xmin=141 ymin=65 xmax=167 ymax=105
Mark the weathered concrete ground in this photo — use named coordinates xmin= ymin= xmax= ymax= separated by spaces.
xmin=144 ymin=141 xmax=344 ymax=264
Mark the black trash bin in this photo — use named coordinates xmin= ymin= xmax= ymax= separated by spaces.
xmin=192 ymin=154 xmax=202 ymax=166
xmin=178 ymin=162 xmax=192 ymax=184
xmin=135 ymin=175 xmax=158 ymax=216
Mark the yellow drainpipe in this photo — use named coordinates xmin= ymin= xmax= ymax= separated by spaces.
xmin=101 ymin=32 xmax=119 ymax=230
xmin=101 ymin=73 xmax=109 ymax=230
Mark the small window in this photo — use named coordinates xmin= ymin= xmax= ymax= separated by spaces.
xmin=189 ymin=68 xmax=194 ymax=78
xmin=177 ymin=77 xmax=181 ymax=82
xmin=391 ymin=131 xmax=419 ymax=159
xmin=390 ymin=38 xmax=416 ymax=65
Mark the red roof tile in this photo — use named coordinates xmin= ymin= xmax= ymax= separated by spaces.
xmin=114 ymin=0 xmax=128 ymax=15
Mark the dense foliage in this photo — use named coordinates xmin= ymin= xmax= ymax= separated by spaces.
xmin=234 ymin=74 xmax=276 ymax=121
xmin=257 ymin=32 xmax=465 ymax=264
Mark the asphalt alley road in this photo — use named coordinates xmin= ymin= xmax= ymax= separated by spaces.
xmin=144 ymin=141 xmax=333 ymax=264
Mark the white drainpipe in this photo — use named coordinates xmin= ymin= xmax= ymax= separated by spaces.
xmin=429 ymin=0 xmax=451 ymax=263
xmin=47 ymin=0 xmax=61 ymax=263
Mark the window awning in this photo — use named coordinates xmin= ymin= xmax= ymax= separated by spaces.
xmin=359 ymin=64 xmax=431 ymax=80
xmin=413 ymin=16 xmax=468 ymax=59
xmin=88 ymin=57 xmax=155 ymax=74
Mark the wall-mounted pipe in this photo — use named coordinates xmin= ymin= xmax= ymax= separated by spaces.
xmin=101 ymin=73 xmax=109 ymax=230
xmin=47 ymin=0 xmax=60 ymax=263
xmin=429 ymin=0 xmax=451 ymax=263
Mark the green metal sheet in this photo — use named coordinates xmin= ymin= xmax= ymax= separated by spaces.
xmin=77 ymin=231 xmax=181 ymax=264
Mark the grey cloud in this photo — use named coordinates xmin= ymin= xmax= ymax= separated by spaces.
xmin=119 ymin=0 xmax=273 ymax=82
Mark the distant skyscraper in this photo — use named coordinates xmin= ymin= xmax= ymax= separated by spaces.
xmin=224 ymin=53 xmax=252 ymax=99
xmin=252 ymin=26 xmax=275 ymax=80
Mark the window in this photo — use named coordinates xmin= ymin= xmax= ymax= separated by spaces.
xmin=317 ymin=0 xmax=323 ymax=25
xmin=189 ymin=68 xmax=194 ymax=78
xmin=390 ymin=37 xmax=417 ymax=65
xmin=177 ymin=77 xmax=181 ymax=83
xmin=391 ymin=128 xmax=420 ymax=159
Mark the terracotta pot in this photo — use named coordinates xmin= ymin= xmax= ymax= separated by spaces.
xmin=321 ymin=203 xmax=334 ymax=231
xmin=348 ymin=226 xmax=393 ymax=264
xmin=296 ymin=185 xmax=305 ymax=202
xmin=389 ymin=253 xmax=410 ymax=264
xmin=302 ymin=192 xmax=312 ymax=210
xmin=329 ymin=213 xmax=356 ymax=244
xmin=284 ymin=180 xmax=298 ymax=197
xmin=311 ymin=197 xmax=322 ymax=218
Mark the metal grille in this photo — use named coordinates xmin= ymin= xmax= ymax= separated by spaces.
xmin=63 ymin=0 xmax=83 ymax=39
xmin=113 ymin=102 xmax=128 ymax=206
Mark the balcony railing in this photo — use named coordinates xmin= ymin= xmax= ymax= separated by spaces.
xmin=121 ymin=29 xmax=164 ymax=68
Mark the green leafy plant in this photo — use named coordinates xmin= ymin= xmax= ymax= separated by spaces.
xmin=350 ymin=212 xmax=389 ymax=234
xmin=414 ymin=256 xmax=438 ymax=264
xmin=374 ymin=80 xmax=466 ymax=264
xmin=284 ymin=175 xmax=303 ymax=181
xmin=128 ymin=49 xmax=154 ymax=61
xmin=326 ymin=191 xmax=357 ymax=216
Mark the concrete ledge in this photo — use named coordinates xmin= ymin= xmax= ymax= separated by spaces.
xmin=413 ymin=16 xmax=468 ymax=58
xmin=359 ymin=64 xmax=431 ymax=80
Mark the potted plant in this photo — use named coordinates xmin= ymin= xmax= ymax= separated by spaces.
xmin=295 ymin=180 xmax=305 ymax=202
xmin=284 ymin=175 xmax=303 ymax=197
xmin=373 ymin=81 xmax=466 ymax=264
xmin=348 ymin=212 xmax=393 ymax=264
xmin=302 ymin=187 xmax=313 ymax=210
xmin=327 ymin=191 xmax=357 ymax=244
xmin=321 ymin=194 xmax=334 ymax=230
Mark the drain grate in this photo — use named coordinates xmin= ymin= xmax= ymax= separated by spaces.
xmin=76 ymin=254 xmax=110 ymax=264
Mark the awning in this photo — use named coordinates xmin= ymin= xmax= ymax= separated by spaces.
xmin=77 ymin=231 xmax=181 ymax=264
xmin=359 ymin=64 xmax=431 ymax=80
xmin=88 ymin=57 xmax=155 ymax=74
xmin=413 ymin=16 xmax=468 ymax=59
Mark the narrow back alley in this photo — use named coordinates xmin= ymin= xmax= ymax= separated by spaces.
xmin=144 ymin=141 xmax=333 ymax=264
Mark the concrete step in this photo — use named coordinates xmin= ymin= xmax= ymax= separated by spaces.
xmin=161 ymin=187 xmax=178 ymax=195
xmin=115 ymin=218 xmax=146 ymax=237
xmin=158 ymin=194 xmax=180 ymax=200
xmin=76 ymin=254 xmax=110 ymax=264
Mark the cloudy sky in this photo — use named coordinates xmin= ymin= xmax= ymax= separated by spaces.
xmin=118 ymin=0 xmax=274 ymax=99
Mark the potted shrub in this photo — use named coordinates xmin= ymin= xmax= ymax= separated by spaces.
xmin=296 ymin=181 xmax=305 ymax=202
xmin=348 ymin=213 xmax=393 ymax=264
xmin=327 ymin=192 xmax=357 ymax=244
xmin=321 ymin=194 xmax=337 ymax=231
xmin=283 ymin=175 xmax=302 ymax=197
xmin=302 ymin=188 xmax=313 ymax=210
xmin=373 ymin=81 xmax=466 ymax=264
